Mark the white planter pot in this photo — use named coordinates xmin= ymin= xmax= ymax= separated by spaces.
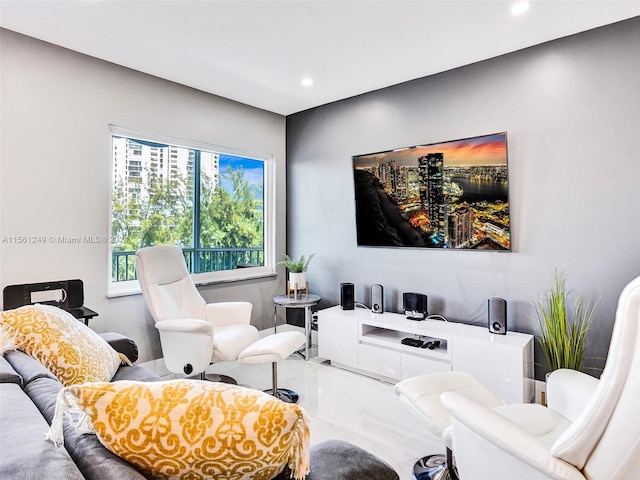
xmin=288 ymin=272 xmax=307 ymax=290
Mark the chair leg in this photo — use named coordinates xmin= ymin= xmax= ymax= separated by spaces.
xmin=204 ymin=373 xmax=237 ymax=384
xmin=412 ymin=447 xmax=458 ymax=480
xmin=198 ymin=367 xmax=237 ymax=385
xmin=446 ymin=447 xmax=459 ymax=480
xmin=263 ymin=362 xmax=299 ymax=404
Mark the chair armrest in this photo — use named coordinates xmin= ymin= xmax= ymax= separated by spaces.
xmin=204 ymin=302 xmax=252 ymax=328
xmin=441 ymin=392 xmax=584 ymax=480
xmin=546 ymin=369 xmax=599 ymax=422
xmin=155 ymin=318 xmax=213 ymax=334
xmin=99 ymin=332 xmax=139 ymax=363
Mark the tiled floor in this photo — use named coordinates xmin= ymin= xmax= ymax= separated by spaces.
xmin=201 ymin=355 xmax=441 ymax=480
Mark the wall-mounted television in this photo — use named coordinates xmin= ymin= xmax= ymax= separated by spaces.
xmin=352 ymin=132 xmax=510 ymax=250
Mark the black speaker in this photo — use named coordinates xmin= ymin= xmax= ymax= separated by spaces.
xmin=403 ymin=292 xmax=428 ymax=320
xmin=488 ymin=297 xmax=507 ymax=335
xmin=340 ymin=283 xmax=355 ymax=310
xmin=371 ymin=284 xmax=384 ymax=314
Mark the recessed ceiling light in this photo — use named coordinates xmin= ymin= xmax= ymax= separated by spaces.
xmin=511 ymin=1 xmax=530 ymax=15
xmin=301 ymin=77 xmax=314 ymax=87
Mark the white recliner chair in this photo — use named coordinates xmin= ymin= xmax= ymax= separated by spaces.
xmin=441 ymin=275 xmax=640 ymax=480
xmin=135 ymin=245 xmax=259 ymax=382
xmin=136 ymin=245 xmax=306 ymax=402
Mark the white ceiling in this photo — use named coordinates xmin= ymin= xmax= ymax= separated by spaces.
xmin=2 ymin=1 xmax=640 ymax=115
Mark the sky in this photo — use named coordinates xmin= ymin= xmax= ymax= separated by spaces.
xmin=353 ymin=132 xmax=508 ymax=168
xmin=219 ymin=154 xmax=264 ymax=193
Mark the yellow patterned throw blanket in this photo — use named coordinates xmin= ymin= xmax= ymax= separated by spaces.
xmin=46 ymin=379 xmax=310 ymax=480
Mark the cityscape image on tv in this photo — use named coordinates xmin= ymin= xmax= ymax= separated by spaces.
xmin=352 ymin=132 xmax=510 ymax=250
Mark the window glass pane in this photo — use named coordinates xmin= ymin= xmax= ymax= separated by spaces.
xmin=111 ymin=133 xmax=266 ymax=283
xmin=198 ymin=154 xmax=264 ymax=272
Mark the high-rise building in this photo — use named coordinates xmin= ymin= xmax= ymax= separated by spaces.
xmin=449 ymin=206 xmax=474 ymax=248
xmin=389 ymin=160 xmax=397 ymax=195
xmin=395 ymin=165 xmax=409 ymax=201
xmin=112 ymin=136 xmax=219 ymax=216
xmin=418 ymin=153 xmax=446 ymax=243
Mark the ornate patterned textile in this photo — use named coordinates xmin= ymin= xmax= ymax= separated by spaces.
xmin=0 ymin=324 xmax=18 ymax=355
xmin=47 ymin=379 xmax=310 ymax=480
xmin=0 ymin=304 xmax=123 ymax=386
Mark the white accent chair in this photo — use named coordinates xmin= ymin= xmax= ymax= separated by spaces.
xmin=440 ymin=275 xmax=640 ymax=480
xmin=136 ymin=245 xmax=306 ymax=403
xmin=135 ymin=245 xmax=259 ymax=382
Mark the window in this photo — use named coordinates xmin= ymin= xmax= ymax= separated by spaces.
xmin=109 ymin=126 xmax=274 ymax=295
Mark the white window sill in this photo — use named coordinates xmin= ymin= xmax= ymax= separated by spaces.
xmin=107 ymin=267 xmax=278 ymax=298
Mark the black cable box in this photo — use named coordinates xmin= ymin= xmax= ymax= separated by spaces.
xmin=401 ymin=337 xmax=423 ymax=348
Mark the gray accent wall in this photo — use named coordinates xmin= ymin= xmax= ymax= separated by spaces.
xmin=286 ymin=17 xmax=640 ymax=379
xmin=0 ymin=29 xmax=287 ymax=363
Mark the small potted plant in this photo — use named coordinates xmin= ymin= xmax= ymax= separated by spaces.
xmin=532 ymin=270 xmax=599 ymax=375
xmin=278 ymin=253 xmax=315 ymax=293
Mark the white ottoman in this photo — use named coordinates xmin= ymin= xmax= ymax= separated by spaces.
xmin=238 ymin=331 xmax=306 ymax=403
xmin=394 ymin=371 xmax=503 ymax=480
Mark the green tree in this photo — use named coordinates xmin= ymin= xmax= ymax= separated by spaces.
xmin=111 ymin=177 xmax=133 ymax=249
xmin=199 ymin=165 xmax=263 ymax=249
xmin=111 ymin=170 xmax=193 ymax=251
xmin=137 ymin=171 xmax=192 ymax=248
xmin=111 ymin=162 xmax=263 ymax=279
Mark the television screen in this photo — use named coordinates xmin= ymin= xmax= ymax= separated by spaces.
xmin=352 ymin=132 xmax=510 ymax=250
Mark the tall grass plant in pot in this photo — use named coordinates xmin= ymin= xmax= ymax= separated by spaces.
xmin=532 ymin=271 xmax=600 ymax=374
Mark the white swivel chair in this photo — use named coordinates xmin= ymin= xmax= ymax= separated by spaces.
xmin=135 ymin=245 xmax=259 ymax=382
xmin=440 ymin=275 xmax=640 ymax=480
xmin=136 ymin=245 xmax=306 ymax=403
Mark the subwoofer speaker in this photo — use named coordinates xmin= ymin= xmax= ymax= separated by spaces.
xmin=488 ymin=297 xmax=507 ymax=335
xmin=371 ymin=284 xmax=384 ymax=314
xmin=340 ymin=283 xmax=355 ymax=310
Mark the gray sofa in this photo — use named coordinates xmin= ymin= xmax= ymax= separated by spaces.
xmin=0 ymin=334 xmax=399 ymax=480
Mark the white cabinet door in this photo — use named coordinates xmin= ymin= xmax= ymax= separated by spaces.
xmin=318 ymin=308 xmax=359 ymax=368
xmin=358 ymin=344 xmax=401 ymax=380
xmin=400 ymin=353 xmax=451 ymax=379
xmin=453 ymin=336 xmax=529 ymax=404
xmin=358 ymin=345 xmax=451 ymax=381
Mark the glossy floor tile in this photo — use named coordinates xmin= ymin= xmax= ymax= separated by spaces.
xmin=203 ymin=355 xmax=442 ymax=480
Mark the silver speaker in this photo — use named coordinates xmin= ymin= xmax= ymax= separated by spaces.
xmin=371 ymin=284 xmax=384 ymax=314
xmin=488 ymin=297 xmax=507 ymax=335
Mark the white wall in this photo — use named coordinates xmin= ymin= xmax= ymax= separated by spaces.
xmin=0 ymin=29 xmax=287 ymax=362
xmin=286 ymin=17 xmax=640 ymax=379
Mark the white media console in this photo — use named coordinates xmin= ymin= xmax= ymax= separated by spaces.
xmin=318 ymin=306 xmax=535 ymax=404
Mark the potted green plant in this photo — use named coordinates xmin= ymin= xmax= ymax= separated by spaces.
xmin=278 ymin=253 xmax=315 ymax=292
xmin=532 ymin=270 xmax=599 ymax=374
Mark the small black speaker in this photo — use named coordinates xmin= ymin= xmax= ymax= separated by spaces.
xmin=340 ymin=283 xmax=355 ymax=310
xmin=371 ymin=284 xmax=384 ymax=314
xmin=488 ymin=297 xmax=507 ymax=335
xmin=403 ymin=292 xmax=428 ymax=320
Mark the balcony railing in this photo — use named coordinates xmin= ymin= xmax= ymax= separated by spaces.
xmin=112 ymin=247 xmax=264 ymax=282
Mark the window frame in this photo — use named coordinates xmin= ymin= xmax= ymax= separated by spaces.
xmin=107 ymin=125 xmax=276 ymax=298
